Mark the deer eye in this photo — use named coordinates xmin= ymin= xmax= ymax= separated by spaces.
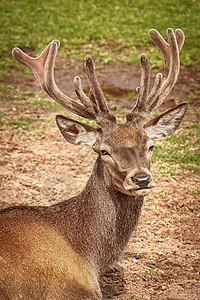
xmin=100 ymin=150 xmax=110 ymax=156
xmin=149 ymin=145 xmax=154 ymax=152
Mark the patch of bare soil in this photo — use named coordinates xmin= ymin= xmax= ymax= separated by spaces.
xmin=1 ymin=59 xmax=200 ymax=299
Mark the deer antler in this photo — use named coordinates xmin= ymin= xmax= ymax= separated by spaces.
xmin=126 ymin=28 xmax=185 ymax=127
xmin=12 ymin=28 xmax=184 ymax=129
xmin=12 ymin=41 xmax=116 ymax=126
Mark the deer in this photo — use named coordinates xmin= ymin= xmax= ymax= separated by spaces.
xmin=0 ymin=28 xmax=187 ymax=300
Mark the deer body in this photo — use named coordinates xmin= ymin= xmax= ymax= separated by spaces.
xmin=0 ymin=156 xmax=143 ymax=300
xmin=0 ymin=28 xmax=187 ymax=299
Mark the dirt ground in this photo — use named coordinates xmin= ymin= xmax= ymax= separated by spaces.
xmin=0 ymin=58 xmax=200 ymax=300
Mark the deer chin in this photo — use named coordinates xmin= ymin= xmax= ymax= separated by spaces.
xmin=131 ymin=188 xmax=152 ymax=197
xmin=120 ymin=185 xmax=153 ymax=197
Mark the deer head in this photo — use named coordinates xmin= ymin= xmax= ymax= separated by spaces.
xmin=12 ymin=28 xmax=187 ymax=197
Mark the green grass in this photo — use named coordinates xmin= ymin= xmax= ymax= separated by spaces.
xmin=10 ymin=115 xmax=45 ymax=134
xmin=0 ymin=0 xmax=200 ymax=79
xmin=180 ymin=199 xmax=200 ymax=217
xmin=152 ymin=123 xmax=200 ymax=173
xmin=0 ymin=86 xmax=60 ymax=134
xmin=26 ymin=92 xmax=63 ymax=111
xmin=0 ymin=113 xmax=49 ymax=135
xmin=0 ymin=85 xmax=63 ymax=111
xmin=130 ymin=295 xmax=144 ymax=300
xmin=138 ymin=267 xmax=182 ymax=281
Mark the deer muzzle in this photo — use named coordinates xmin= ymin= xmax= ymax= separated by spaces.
xmin=123 ymin=170 xmax=155 ymax=196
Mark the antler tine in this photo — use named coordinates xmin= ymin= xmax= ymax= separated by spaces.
xmin=149 ymin=28 xmax=184 ymax=78
xmin=148 ymin=28 xmax=182 ymax=110
xmin=135 ymin=54 xmax=151 ymax=111
xmin=73 ymin=76 xmax=96 ymax=111
xmin=126 ymin=54 xmax=151 ymax=123
xmin=175 ymin=29 xmax=185 ymax=51
xmin=12 ymin=41 xmax=56 ymax=89
xmin=85 ymin=56 xmax=110 ymax=115
xmin=12 ymin=41 xmax=95 ymax=120
xmin=74 ymin=57 xmax=117 ymax=124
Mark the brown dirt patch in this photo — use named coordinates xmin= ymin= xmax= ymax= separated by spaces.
xmin=0 ymin=59 xmax=200 ymax=299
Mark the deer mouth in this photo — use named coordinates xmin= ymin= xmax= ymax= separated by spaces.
xmin=123 ymin=176 xmax=155 ymax=196
xmin=122 ymin=185 xmax=154 ymax=197
xmin=133 ymin=181 xmax=156 ymax=196
xmin=132 ymin=187 xmax=153 ymax=196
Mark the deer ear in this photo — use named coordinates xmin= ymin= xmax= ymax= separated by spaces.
xmin=56 ymin=115 xmax=98 ymax=146
xmin=144 ymin=103 xmax=187 ymax=139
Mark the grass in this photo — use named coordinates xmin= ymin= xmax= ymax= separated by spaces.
xmin=180 ymin=200 xmax=200 ymax=215
xmin=26 ymin=93 xmax=62 ymax=112
xmin=10 ymin=116 xmax=46 ymax=134
xmin=0 ymin=86 xmax=58 ymax=135
xmin=152 ymin=123 xmax=200 ymax=173
xmin=0 ymin=84 xmax=63 ymax=111
xmin=0 ymin=0 xmax=200 ymax=79
xmin=130 ymin=295 xmax=144 ymax=300
xmin=138 ymin=267 xmax=182 ymax=281
xmin=0 ymin=113 xmax=49 ymax=135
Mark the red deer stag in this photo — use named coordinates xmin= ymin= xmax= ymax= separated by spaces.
xmin=0 ymin=28 xmax=187 ymax=299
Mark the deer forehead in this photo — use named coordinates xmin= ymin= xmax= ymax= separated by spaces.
xmin=103 ymin=124 xmax=145 ymax=148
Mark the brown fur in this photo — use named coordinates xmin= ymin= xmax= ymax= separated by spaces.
xmin=0 ymin=207 xmax=101 ymax=299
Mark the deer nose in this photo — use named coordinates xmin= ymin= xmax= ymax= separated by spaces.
xmin=131 ymin=173 xmax=151 ymax=188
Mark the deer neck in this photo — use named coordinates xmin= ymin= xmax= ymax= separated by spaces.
xmin=49 ymin=156 xmax=144 ymax=274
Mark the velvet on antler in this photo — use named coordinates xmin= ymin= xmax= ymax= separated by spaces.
xmin=126 ymin=28 xmax=185 ymax=127
xmin=12 ymin=41 xmax=116 ymax=126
